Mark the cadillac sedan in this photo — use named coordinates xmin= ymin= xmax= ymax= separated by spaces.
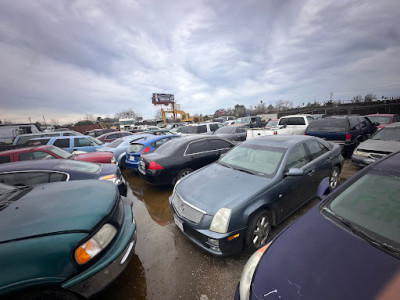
xmin=170 ymin=135 xmax=343 ymax=256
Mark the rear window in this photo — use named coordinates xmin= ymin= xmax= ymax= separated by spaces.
xmin=56 ymin=160 xmax=101 ymax=173
xmin=215 ymin=127 xmax=234 ymax=134
xmin=306 ymin=118 xmax=349 ymax=132
xmin=279 ymin=117 xmax=306 ymax=126
xmin=127 ymin=143 xmax=145 ymax=153
xmin=108 ymin=139 xmax=124 ymax=148
xmin=0 ymin=156 xmax=11 ymax=164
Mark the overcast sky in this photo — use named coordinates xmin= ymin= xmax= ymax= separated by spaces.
xmin=1 ymin=0 xmax=400 ymax=124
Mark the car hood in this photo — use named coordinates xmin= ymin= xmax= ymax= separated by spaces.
xmin=251 ymin=205 xmax=400 ymax=300
xmin=176 ymin=163 xmax=272 ymax=214
xmin=0 ymin=180 xmax=118 ymax=243
xmin=357 ymin=139 xmax=400 ymax=153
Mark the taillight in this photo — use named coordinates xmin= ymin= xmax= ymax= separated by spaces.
xmin=142 ymin=146 xmax=151 ymax=153
xmin=345 ymin=133 xmax=351 ymax=141
xmin=273 ymin=131 xmax=278 ymax=135
xmin=148 ymin=161 xmax=164 ymax=170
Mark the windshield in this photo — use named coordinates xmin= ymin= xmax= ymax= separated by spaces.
xmin=266 ymin=120 xmax=278 ymax=127
xmin=49 ymin=146 xmax=73 ymax=158
xmin=324 ymin=170 xmax=400 ymax=250
xmin=367 ymin=116 xmax=391 ymax=125
xmin=56 ymin=160 xmax=101 ymax=173
xmin=371 ymin=126 xmax=400 ymax=141
xmin=235 ymin=117 xmax=250 ymax=124
xmin=108 ymin=139 xmax=124 ymax=148
xmin=89 ymin=137 xmax=103 ymax=145
xmin=219 ymin=144 xmax=285 ymax=177
xmin=180 ymin=126 xmax=207 ymax=134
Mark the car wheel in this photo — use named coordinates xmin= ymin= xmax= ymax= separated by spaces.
xmin=174 ymin=168 xmax=193 ymax=184
xmin=120 ymin=155 xmax=126 ymax=169
xmin=245 ymin=210 xmax=271 ymax=252
xmin=329 ymin=166 xmax=340 ymax=190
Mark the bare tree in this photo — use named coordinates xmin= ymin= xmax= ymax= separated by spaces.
xmin=364 ymin=93 xmax=377 ymax=102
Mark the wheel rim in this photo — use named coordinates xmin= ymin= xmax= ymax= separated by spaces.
xmin=179 ymin=170 xmax=191 ymax=178
xmin=252 ymin=215 xmax=270 ymax=248
xmin=330 ymin=168 xmax=339 ymax=189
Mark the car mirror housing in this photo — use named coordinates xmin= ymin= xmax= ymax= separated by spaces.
xmin=316 ymin=177 xmax=331 ymax=200
xmin=285 ymin=168 xmax=304 ymax=176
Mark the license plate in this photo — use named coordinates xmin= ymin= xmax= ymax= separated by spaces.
xmin=174 ymin=216 xmax=184 ymax=232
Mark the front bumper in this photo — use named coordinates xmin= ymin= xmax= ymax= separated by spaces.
xmin=351 ymin=154 xmax=378 ymax=168
xmin=170 ymin=201 xmax=245 ymax=257
xmin=63 ymin=201 xmax=137 ymax=298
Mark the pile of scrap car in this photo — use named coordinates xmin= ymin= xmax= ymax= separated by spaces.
xmin=1 ymin=112 xmax=400 ymax=299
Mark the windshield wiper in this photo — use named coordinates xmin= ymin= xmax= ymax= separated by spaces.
xmin=322 ymin=207 xmax=400 ymax=256
xmin=232 ymin=167 xmax=257 ymax=175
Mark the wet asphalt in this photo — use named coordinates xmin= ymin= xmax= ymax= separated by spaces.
xmin=97 ymin=159 xmax=359 ymax=300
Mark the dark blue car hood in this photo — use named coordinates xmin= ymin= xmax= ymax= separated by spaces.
xmin=176 ymin=163 xmax=273 ymax=215
xmin=250 ymin=204 xmax=400 ymax=300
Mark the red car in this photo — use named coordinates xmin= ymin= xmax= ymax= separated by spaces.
xmin=97 ymin=131 xmax=133 ymax=143
xmin=366 ymin=113 xmax=400 ymax=129
xmin=0 ymin=145 xmax=116 ymax=164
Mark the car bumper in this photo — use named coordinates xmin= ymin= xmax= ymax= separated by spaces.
xmin=170 ymin=202 xmax=245 ymax=257
xmin=62 ymin=201 xmax=137 ymax=298
xmin=351 ymin=154 xmax=378 ymax=168
xmin=139 ymin=169 xmax=174 ymax=185
xmin=125 ymin=159 xmax=139 ymax=169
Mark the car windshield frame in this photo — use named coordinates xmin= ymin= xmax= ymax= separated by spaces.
xmin=321 ymin=168 xmax=400 ymax=256
xmin=218 ymin=144 xmax=286 ymax=178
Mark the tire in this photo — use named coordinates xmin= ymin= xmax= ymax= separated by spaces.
xmin=245 ymin=210 xmax=271 ymax=252
xmin=119 ymin=155 xmax=126 ymax=169
xmin=173 ymin=168 xmax=193 ymax=185
xmin=329 ymin=166 xmax=340 ymax=190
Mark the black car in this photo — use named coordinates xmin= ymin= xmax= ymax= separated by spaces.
xmin=305 ymin=115 xmax=377 ymax=156
xmin=139 ymin=135 xmax=235 ymax=185
xmin=213 ymin=125 xmax=247 ymax=142
xmin=0 ymin=159 xmax=127 ymax=196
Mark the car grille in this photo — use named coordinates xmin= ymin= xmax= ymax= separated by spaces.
xmin=108 ymin=197 xmax=124 ymax=227
xmin=369 ymin=151 xmax=391 ymax=160
xmin=172 ymin=192 xmax=205 ymax=224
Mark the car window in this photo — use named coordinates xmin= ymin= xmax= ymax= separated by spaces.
xmin=53 ymin=138 xmax=70 ymax=148
xmin=197 ymin=125 xmax=207 ymax=134
xmin=0 ymin=156 xmax=11 ymax=164
xmin=64 ymin=132 xmax=75 ymax=136
xmin=209 ymin=139 xmax=232 ymax=150
xmin=0 ymin=171 xmax=66 ymax=186
xmin=151 ymin=137 xmax=171 ymax=149
xmin=280 ymin=117 xmax=305 ymax=126
xmin=75 ymin=137 xmax=94 ymax=147
xmin=186 ymin=140 xmax=212 ymax=155
xmin=305 ymin=140 xmax=329 ymax=160
xmin=19 ymin=151 xmax=54 ymax=161
xmin=307 ymin=118 xmax=348 ymax=132
xmin=349 ymin=117 xmax=360 ymax=130
xmin=107 ymin=133 xmax=119 ymax=140
xmin=209 ymin=123 xmax=219 ymax=132
xmin=235 ymin=127 xmax=246 ymax=133
xmin=48 ymin=146 xmax=72 ymax=158
xmin=286 ymin=144 xmax=311 ymax=169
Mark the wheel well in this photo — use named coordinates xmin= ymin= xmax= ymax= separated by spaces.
xmin=246 ymin=205 xmax=277 ymax=227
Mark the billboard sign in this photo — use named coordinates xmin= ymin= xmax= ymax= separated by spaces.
xmin=152 ymin=93 xmax=175 ymax=104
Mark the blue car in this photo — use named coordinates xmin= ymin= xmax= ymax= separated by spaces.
xmin=171 ymin=135 xmax=343 ymax=256
xmin=235 ymin=151 xmax=400 ymax=300
xmin=125 ymin=134 xmax=179 ymax=169
xmin=0 ymin=159 xmax=127 ymax=196
xmin=96 ymin=134 xmax=152 ymax=168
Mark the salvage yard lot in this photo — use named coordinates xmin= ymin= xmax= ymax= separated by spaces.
xmin=98 ymin=159 xmax=359 ymax=300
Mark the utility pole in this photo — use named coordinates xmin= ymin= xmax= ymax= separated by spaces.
xmin=28 ymin=116 xmax=32 ymax=123
xmin=43 ymin=115 xmax=47 ymax=127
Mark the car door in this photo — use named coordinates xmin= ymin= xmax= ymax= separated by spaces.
xmin=184 ymin=139 xmax=214 ymax=169
xmin=274 ymin=143 xmax=313 ymax=222
xmin=73 ymin=137 xmax=97 ymax=152
xmin=303 ymin=139 xmax=333 ymax=185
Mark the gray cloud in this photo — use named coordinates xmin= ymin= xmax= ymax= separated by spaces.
xmin=0 ymin=0 xmax=399 ymax=123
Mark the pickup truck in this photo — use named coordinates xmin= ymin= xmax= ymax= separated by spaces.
xmin=246 ymin=115 xmax=315 ymax=140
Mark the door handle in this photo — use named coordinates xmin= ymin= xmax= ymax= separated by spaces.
xmin=307 ymin=170 xmax=315 ymax=176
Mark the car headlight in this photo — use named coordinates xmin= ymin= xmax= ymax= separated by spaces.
xmin=100 ymin=174 xmax=121 ymax=185
xmin=75 ymin=223 xmax=117 ymax=265
xmin=239 ymin=243 xmax=272 ymax=300
xmin=210 ymin=208 xmax=231 ymax=233
xmin=353 ymin=149 xmax=369 ymax=157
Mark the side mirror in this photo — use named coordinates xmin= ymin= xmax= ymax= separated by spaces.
xmin=285 ymin=168 xmax=304 ymax=176
xmin=373 ymin=122 xmax=380 ymax=126
xmin=317 ymin=177 xmax=331 ymax=199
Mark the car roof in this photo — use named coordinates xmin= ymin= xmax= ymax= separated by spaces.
xmin=15 ymin=131 xmax=78 ymax=137
xmin=0 ymin=145 xmax=54 ymax=155
xmin=0 ymin=159 xmax=67 ymax=171
xmin=245 ymin=135 xmax=320 ymax=148
xmin=382 ymin=121 xmax=400 ymax=128
xmin=131 ymin=134 xmax=178 ymax=144
xmin=366 ymin=113 xmax=397 ymax=116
